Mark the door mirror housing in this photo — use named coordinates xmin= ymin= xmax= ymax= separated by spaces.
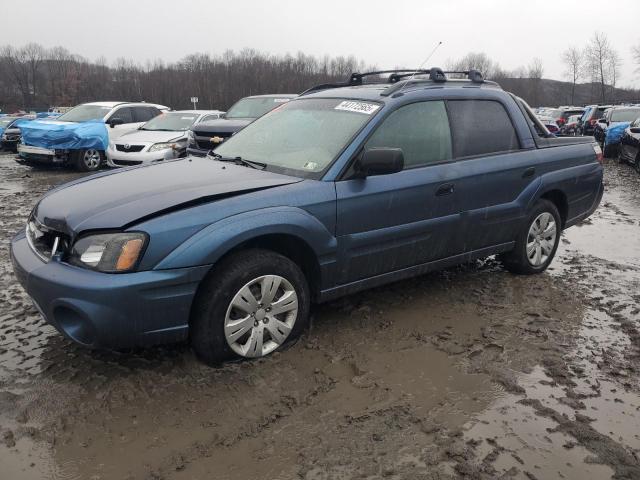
xmin=597 ymin=118 xmax=607 ymax=125
xmin=355 ymin=148 xmax=404 ymax=178
xmin=108 ymin=117 xmax=124 ymax=128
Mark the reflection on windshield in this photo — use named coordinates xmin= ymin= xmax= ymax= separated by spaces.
xmin=141 ymin=113 xmax=198 ymax=131
xmin=214 ymin=98 xmax=378 ymax=176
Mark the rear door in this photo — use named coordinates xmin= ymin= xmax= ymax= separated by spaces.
xmin=335 ymin=100 xmax=465 ymax=284
xmin=445 ymin=99 xmax=540 ymax=251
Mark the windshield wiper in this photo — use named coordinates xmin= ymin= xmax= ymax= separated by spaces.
xmin=209 ymin=152 xmax=266 ymax=170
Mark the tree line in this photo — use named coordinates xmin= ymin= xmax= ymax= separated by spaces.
xmin=1 ymin=35 xmax=639 ymax=113
xmin=0 ymin=46 xmax=366 ymax=112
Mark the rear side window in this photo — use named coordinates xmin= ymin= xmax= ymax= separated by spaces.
xmin=110 ymin=107 xmax=134 ymax=123
xmin=447 ymin=100 xmax=520 ymax=157
xmin=134 ymin=107 xmax=160 ymax=122
xmin=365 ymin=100 xmax=452 ymax=168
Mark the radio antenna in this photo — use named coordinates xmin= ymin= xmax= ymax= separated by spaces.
xmin=395 ymin=41 xmax=443 ymax=95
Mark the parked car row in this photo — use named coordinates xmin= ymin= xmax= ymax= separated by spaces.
xmin=6 ymin=94 xmax=296 ymax=171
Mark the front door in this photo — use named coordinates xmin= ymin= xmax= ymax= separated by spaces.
xmin=335 ymin=100 xmax=464 ymax=284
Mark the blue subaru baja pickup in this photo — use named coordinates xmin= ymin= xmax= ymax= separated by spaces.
xmin=11 ymin=68 xmax=604 ymax=364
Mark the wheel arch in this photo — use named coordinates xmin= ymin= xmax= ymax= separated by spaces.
xmin=539 ymin=189 xmax=568 ymax=228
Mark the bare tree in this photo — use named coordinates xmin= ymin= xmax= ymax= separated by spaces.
xmin=561 ymin=47 xmax=582 ymax=105
xmin=527 ymin=58 xmax=544 ymax=106
xmin=632 ymin=41 xmax=640 ymax=73
xmin=584 ymin=32 xmax=619 ymax=103
xmin=446 ymin=52 xmax=501 ymax=79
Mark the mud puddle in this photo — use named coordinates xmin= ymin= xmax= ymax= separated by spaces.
xmin=1 ymin=155 xmax=640 ymax=479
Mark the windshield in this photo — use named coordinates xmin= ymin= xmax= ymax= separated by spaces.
xmin=213 ymin=98 xmax=380 ymax=177
xmin=610 ymin=109 xmax=640 ymax=123
xmin=0 ymin=117 xmax=17 ymax=127
xmin=226 ymin=97 xmax=291 ymax=119
xmin=141 ymin=112 xmax=198 ymax=131
xmin=57 ymin=104 xmax=111 ymax=123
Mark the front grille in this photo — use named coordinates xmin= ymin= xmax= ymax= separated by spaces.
xmin=193 ymin=131 xmax=232 ymax=150
xmin=26 ymin=218 xmax=69 ymax=262
xmin=115 ymin=144 xmax=145 ymax=153
xmin=113 ymin=159 xmax=143 ymax=166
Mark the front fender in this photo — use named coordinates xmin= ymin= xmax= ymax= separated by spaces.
xmin=154 ymin=206 xmax=337 ymax=270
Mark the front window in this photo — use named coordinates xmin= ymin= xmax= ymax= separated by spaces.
xmin=57 ymin=105 xmax=111 ymax=123
xmin=213 ymin=98 xmax=380 ymax=177
xmin=140 ymin=112 xmax=199 ymax=131
xmin=610 ymin=109 xmax=640 ymax=123
xmin=225 ymin=97 xmax=291 ymax=119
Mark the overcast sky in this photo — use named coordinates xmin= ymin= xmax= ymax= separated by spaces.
xmin=4 ymin=0 xmax=639 ymax=88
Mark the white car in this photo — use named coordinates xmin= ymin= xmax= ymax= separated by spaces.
xmin=106 ymin=110 xmax=224 ymax=167
xmin=17 ymin=101 xmax=169 ymax=171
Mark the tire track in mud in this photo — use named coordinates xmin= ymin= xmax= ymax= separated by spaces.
xmin=1 ymin=156 xmax=640 ymax=479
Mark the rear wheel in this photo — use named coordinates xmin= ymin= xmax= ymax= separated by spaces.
xmin=72 ymin=149 xmax=104 ymax=172
xmin=501 ymin=199 xmax=561 ymax=275
xmin=602 ymin=143 xmax=616 ymax=159
xmin=190 ymin=249 xmax=310 ymax=364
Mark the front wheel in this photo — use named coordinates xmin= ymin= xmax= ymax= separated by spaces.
xmin=501 ymin=199 xmax=561 ymax=275
xmin=190 ymin=249 xmax=310 ymax=364
xmin=72 ymin=149 xmax=104 ymax=172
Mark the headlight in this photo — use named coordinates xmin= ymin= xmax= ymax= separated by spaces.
xmin=68 ymin=232 xmax=147 ymax=273
xmin=148 ymin=142 xmax=177 ymax=152
xmin=187 ymin=130 xmax=196 ymax=146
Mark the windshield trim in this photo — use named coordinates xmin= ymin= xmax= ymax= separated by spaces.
xmin=216 ymin=96 xmax=384 ymax=180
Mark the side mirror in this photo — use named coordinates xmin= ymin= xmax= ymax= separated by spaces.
xmin=108 ymin=117 xmax=124 ymax=128
xmin=597 ymin=118 xmax=607 ymax=124
xmin=355 ymin=148 xmax=404 ymax=178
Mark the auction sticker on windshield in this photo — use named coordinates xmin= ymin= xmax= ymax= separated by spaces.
xmin=335 ymin=101 xmax=380 ymax=115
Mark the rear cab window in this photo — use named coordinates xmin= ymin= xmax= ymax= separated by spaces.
xmin=447 ymin=100 xmax=520 ymax=157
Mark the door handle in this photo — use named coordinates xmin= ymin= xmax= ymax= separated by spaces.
xmin=522 ymin=167 xmax=536 ymax=178
xmin=436 ymin=183 xmax=455 ymax=196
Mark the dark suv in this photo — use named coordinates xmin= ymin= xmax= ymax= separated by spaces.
xmin=186 ymin=94 xmax=297 ymax=156
xmin=11 ymin=69 xmax=603 ymax=364
xmin=579 ymin=105 xmax=612 ymax=136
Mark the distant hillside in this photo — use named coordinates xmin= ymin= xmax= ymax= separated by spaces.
xmin=496 ymin=77 xmax=640 ymax=107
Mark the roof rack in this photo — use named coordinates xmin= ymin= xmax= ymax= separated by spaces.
xmin=300 ymin=68 xmax=485 ymax=97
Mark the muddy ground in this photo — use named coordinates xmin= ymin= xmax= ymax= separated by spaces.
xmin=0 ymin=152 xmax=639 ymax=480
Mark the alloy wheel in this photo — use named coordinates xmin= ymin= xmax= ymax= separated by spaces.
xmin=224 ymin=275 xmax=298 ymax=358
xmin=83 ymin=149 xmax=101 ymax=170
xmin=526 ymin=212 xmax=557 ymax=267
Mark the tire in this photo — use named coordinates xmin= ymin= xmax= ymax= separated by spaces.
xmin=501 ymin=199 xmax=561 ymax=275
xmin=190 ymin=249 xmax=310 ymax=365
xmin=602 ymin=143 xmax=616 ymax=159
xmin=634 ymin=154 xmax=640 ymax=174
xmin=72 ymin=149 xmax=104 ymax=172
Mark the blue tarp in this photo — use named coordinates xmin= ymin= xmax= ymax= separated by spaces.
xmin=19 ymin=119 xmax=108 ymax=151
xmin=605 ymin=122 xmax=631 ymax=146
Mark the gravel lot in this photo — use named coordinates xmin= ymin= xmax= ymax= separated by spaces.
xmin=1 ymin=152 xmax=639 ymax=479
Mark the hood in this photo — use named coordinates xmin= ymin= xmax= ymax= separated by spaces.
xmin=33 ymin=156 xmax=302 ymax=235
xmin=192 ymin=118 xmax=253 ymax=135
xmin=115 ymin=129 xmax=184 ymax=144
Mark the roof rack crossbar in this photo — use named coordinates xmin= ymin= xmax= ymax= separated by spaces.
xmin=300 ymin=69 xmax=433 ymax=96
xmin=300 ymin=68 xmax=485 ymax=97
